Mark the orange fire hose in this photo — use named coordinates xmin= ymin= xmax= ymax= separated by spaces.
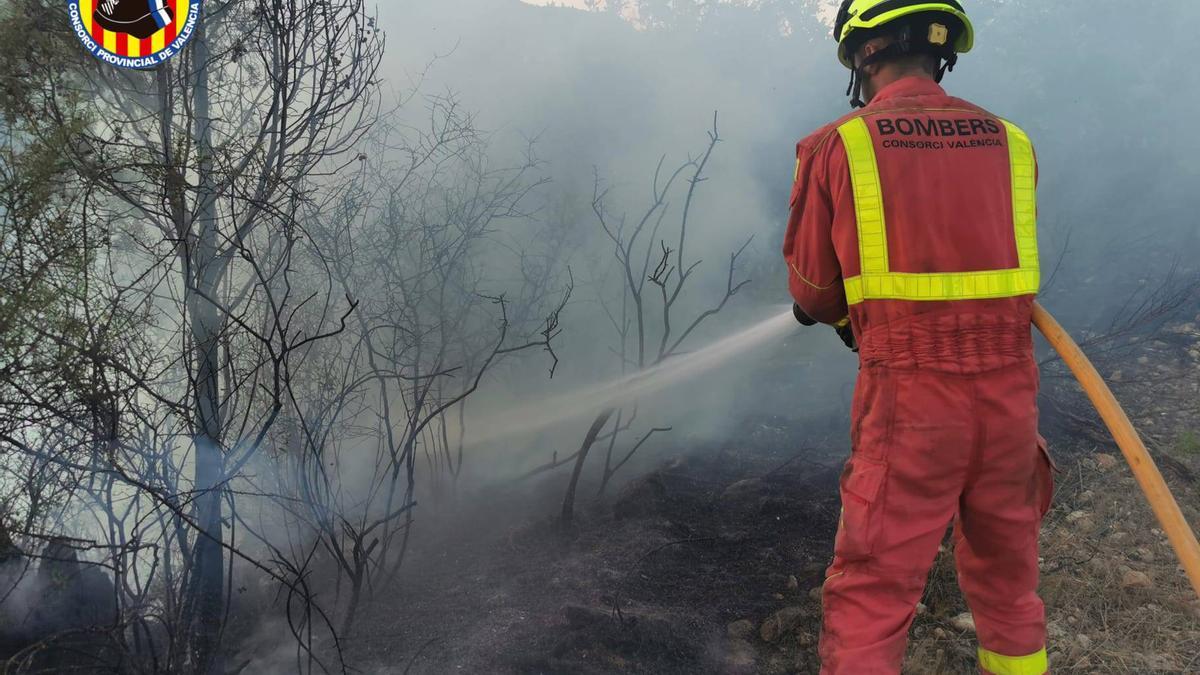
xmin=1032 ymin=302 xmax=1200 ymax=600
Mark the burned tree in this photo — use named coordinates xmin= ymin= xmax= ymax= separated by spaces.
xmin=244 ymin=96 xmax=572 ymax=635
xmin=557 ymin=113 xmax=752 ymax=525
xmin=0 ymin=0 xmax=384 ymax=671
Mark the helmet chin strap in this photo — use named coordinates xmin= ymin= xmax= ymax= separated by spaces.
xmin=936 ymin=53 xmax=957 ymax=83
xmin=845 ymin=44 xmax=957 ymax=109
xmin=846 ymin=67 xmax=866 ymax=109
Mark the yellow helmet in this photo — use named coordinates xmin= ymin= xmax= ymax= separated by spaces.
xmin=834 ymin=0 xmax=975 ymax=70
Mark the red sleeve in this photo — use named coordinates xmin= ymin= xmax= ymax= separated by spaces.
xmin=782 ymin=140 xmax=848 ymax=324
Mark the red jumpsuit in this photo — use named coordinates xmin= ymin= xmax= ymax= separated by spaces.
xmin=784 ymin=77 xmax=1055 ymax=675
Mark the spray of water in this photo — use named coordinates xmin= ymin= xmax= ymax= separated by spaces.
xmin=467 ymin=307 xmax=797 ymax=446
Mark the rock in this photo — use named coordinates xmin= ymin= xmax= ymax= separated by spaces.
xmin=1047 ymin=620 xmax=1068 ymax=640
xmin=786 ymin=575 xmax=799 ymax=591
xmin=933 ymin=627 xmax=947 ymax=639
xmin=808 ymin=586 xmax=823 ymax=602
xmin=949 ymin=612 xmax=976 ymax=633
xmin=1066 ymin=510 xmax=1096 ymax=532
xmin=1110 ymin=370 xmax=1124 ymax=382
xmin=1078 ymin=490 xmax=1095 ymax=503
xmin=915 ymin=602 xmax=928 ymax=616
xmin=759 ymin=606 xmax=804 ymax=643
xmin=772 ymin=592 xmax=785 ymax=600
xmin=613 ymin=473 xmax=667 ymax=520
xmin=723 ymin=638 xmax=757 ymax=673
xmin=1121 ymin=569 xmax=1153 ymax=590
xmin=727 ymin=619 xmax=756 ymax=640
xmin=1095 ymin=454 xmax=1119 ymax=470
xmin=1077 ymin=634 xmax=1092 ymax=649
xmin=1133 ymin=546 xmax=1155 ymax=562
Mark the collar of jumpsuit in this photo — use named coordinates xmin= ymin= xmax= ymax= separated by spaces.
xmin=863 ymin=76 xmax=946 ymax=105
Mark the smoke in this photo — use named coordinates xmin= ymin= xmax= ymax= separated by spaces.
xmin=220 ymin=0 xmax=1200 ymax=659
xmin=379 ymin=0 xmax=1200 ymax=310
xmin=461 ymin=308 xmax=796 ymax=448
xmin=369 ymin=1 xmax=852 ymax=470
xmin=213 ymin=0 xmax=1200 ymax=669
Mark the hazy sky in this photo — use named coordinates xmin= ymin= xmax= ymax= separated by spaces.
xmin=520 ymin=0 xmax=841 ymax=24
xmin=378 ymin=0 xmax=1200 ymax=368
xmin=521 ymin=0 xmax=592 ymax=7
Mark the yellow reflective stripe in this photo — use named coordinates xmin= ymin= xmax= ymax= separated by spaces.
xmin=978 ymin=647 xmax=1048 ymax=675
xmin=1003 ymin=120 xmax=1040 ymax=273
xmin=838 ymin=117 xmax=889 ymax=275
xmin=844 ymin=268 xmax=1040 ymax=305
xmin=836 ymin=115 xmax=1040 ymax=305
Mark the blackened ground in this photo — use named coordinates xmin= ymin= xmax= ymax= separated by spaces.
xmin=350 ymin=415 xmax=848 ymax=675
xmin=351 ymin=309 xmax=1200 ymax=675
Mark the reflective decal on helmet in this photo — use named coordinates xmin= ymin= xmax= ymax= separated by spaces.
xmin=929 ymin=23 xmax=949 ymax=47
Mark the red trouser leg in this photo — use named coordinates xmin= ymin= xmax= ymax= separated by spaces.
xmin=819 ymin=364 xmax=1049 ymax=675
xmin=956 ymin=363 xmax=1051 ymax=674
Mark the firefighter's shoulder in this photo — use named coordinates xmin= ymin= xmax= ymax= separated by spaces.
xmin=796 ymin=108 xmax=873 ymax=159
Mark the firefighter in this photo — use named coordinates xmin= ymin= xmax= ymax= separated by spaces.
xmin=783 ymin=2 xmax=1054 ymax=673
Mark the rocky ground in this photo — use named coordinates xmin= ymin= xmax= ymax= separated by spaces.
xmin=351 ymin=311 xmax=1200 ymax=674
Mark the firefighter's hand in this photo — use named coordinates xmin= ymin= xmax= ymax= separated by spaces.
xmin=793 ymin=303 xmax=818 ymax=327
xmin=834 ymin=319 xmax=858 ymax=352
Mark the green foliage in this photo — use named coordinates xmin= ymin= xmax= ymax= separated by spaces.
xmin=0 ymin=0 xmax=111 ymax=438
xmin=1173 ymin=430 xmax=1200 ymax=457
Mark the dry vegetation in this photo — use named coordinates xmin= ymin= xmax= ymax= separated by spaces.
xmin=362 ymin=309 xmax=1200 ymax=675
xmin=907 ymin=453 xmax=1200 ymax=674
xmin=1 ymin=2 xmax=1196 ymax=670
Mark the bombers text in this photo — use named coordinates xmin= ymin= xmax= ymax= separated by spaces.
xmin=875 ymin=116 xmax=1004 ymax=151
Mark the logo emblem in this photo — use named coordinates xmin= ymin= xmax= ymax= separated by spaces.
xmin=67 ymin=0 xmax=202 ymax=69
